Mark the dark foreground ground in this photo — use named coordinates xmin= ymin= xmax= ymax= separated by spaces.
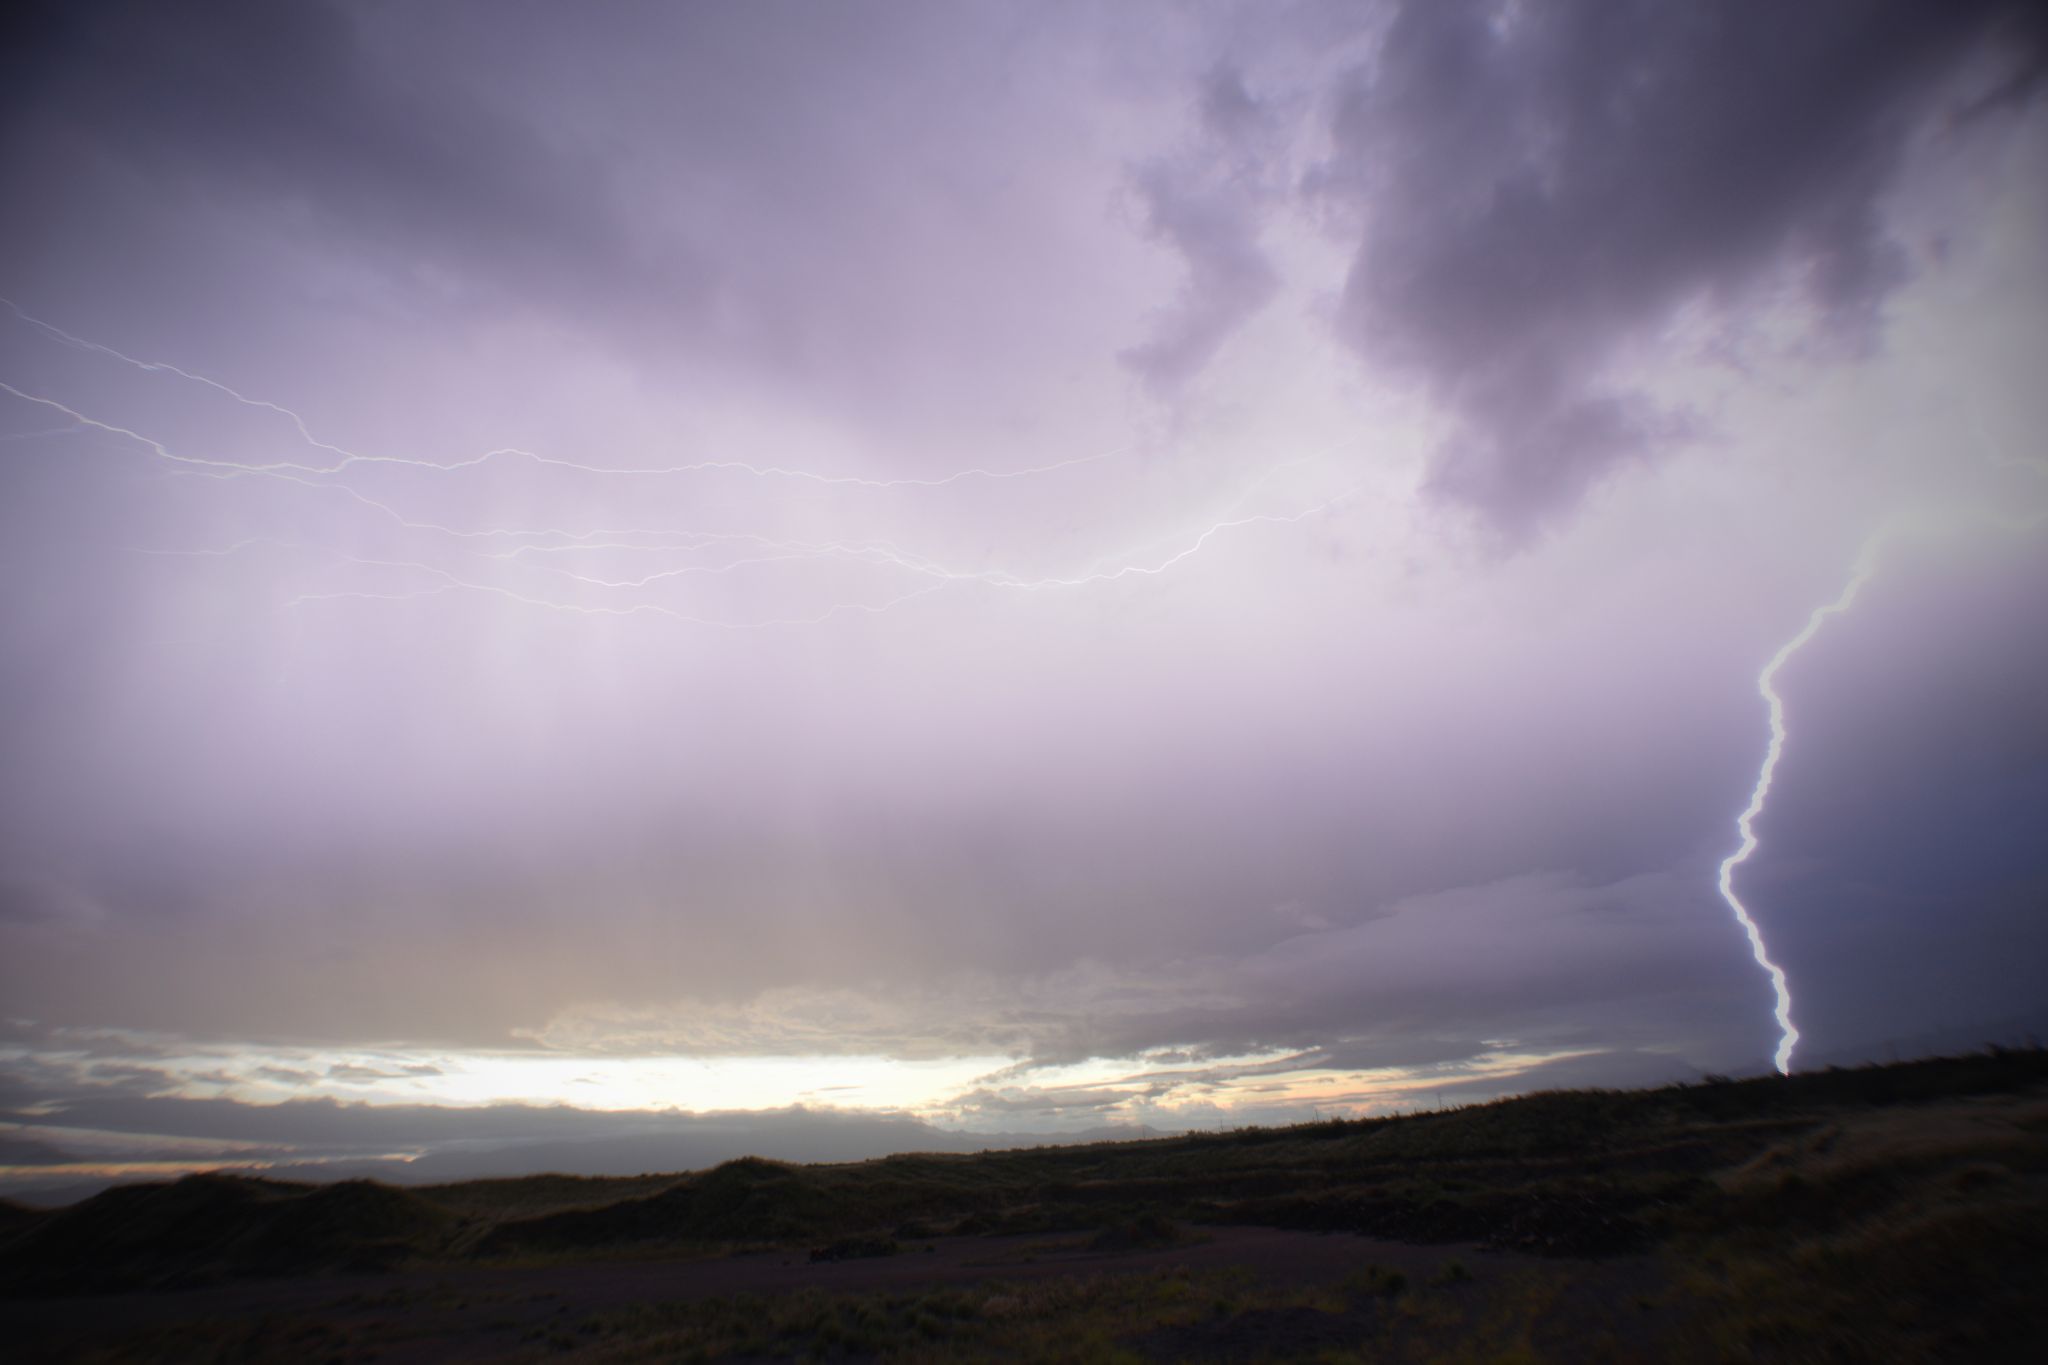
xmin=5 ymin=1226 xmax=1676 ymax=1362
xmin=5 ymin=1049 xmax=2047 ymax=1361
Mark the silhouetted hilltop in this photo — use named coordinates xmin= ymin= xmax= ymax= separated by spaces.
xmin=0 ymin=1197 xmax=45 ymax=1240
xmin=5 ymin=1046 xmax=2046 ymax=1312
xmin=0 ymin=1174 xmax=456 ymax=1294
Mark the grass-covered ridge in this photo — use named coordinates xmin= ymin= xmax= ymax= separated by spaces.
xmin=6 ymin=1048 xmax=2047 ymax=1360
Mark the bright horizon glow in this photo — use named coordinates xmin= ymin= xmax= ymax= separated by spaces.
xmin=0 ymin=1036 xmax=1607 ymax=1133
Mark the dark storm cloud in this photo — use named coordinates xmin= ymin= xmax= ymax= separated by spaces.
xmin=1291 ymin=1035 xmax=1494 ymax=1074
xmin=0 ymin=1133 xmax=74 ymax=1167
xmin=1400 ymin=1047 xmax=1704 ymax=1101
xmin=0 ymin=1020 xmax=174 ymax=1061
xmin=1 ymin=0 xmax=684 ymax=334
xmin=1319 ymin=0 xmax=2040 ymax=539
xmin=1121 ymin=66 xmax=1282 ymax=392
xmin=252 ymin=1066 xmax=317 ymax=1087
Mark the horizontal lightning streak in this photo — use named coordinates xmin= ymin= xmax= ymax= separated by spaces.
xmin=6 ymin=311 xmax=1361 ymax=632
xmin=287 ymin=553 xmax=953 ymax=629
xmin=0 ymin=384 xmax=912 ymax=552
xmin=958 ymin=494 xmax=1358 ymax=590
xmin=6 ymin=371 xmax=1356 ymax=624
xmin=280 ymin=479 xmax=1351 ymax=625
xmin=0 ymin=381 xmax=257 ymax=476
xmin=3 ymin=378 xmax=1123 ymax=557
xmin=5 ymin=300 xmax=1122 ymax=487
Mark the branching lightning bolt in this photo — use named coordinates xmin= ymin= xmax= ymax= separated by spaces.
xmin=3 ymin=299 xmax=1122 ymax=488
xmin=3 ymin=308 xmax=1357 ymax=627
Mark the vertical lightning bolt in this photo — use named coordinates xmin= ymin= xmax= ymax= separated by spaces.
xmin=1717 ymin=538 xmax=1883 ymax=1075
xmin=1717 ymin=473 xmax=2048 ymax=1076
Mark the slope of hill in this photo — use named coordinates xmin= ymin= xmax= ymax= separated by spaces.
xmin=0 ymin=1175 xmax=459 ymax=1293
xmin=5 ymin=1048 xmax=2046 ymax=1360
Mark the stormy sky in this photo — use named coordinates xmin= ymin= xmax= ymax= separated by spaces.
xmin=4 ymin=0 xmax=2047 ymax=1196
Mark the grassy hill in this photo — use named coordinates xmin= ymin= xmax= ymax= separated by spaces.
xmin=5 ymin=1047 xmax=2046 ymax=1360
